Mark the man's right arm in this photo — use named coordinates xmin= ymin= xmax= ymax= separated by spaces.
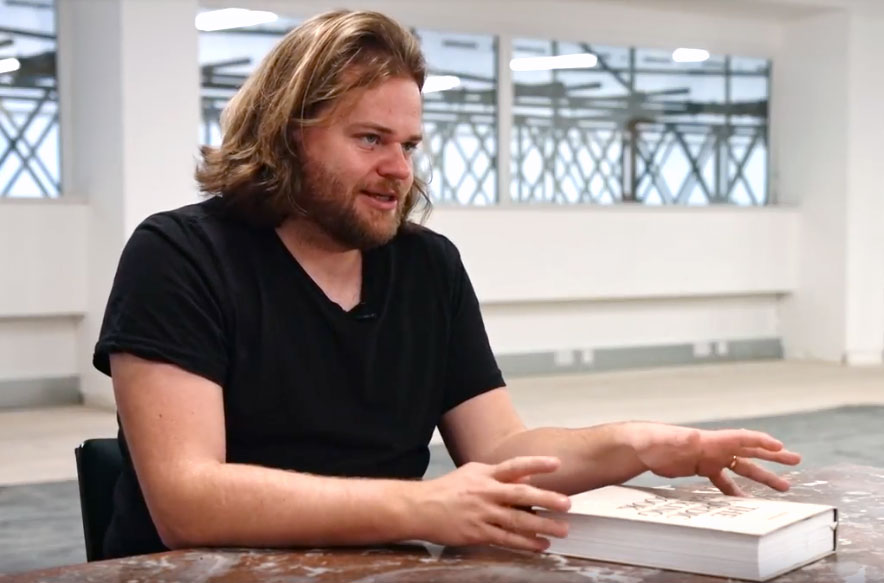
xmin=110 ymin=353 xmax=570 ymax=551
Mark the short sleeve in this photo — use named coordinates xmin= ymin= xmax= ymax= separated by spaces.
xmin=93 ymin=216 xmax=229 ymax=386
xmin=442 ymin=247 xmax=505 ymax=412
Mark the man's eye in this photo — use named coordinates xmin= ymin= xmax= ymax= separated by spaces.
xmin=360 ymin=134 xmax=380 ymax=146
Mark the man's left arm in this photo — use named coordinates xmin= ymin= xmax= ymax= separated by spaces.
xmin=439 ymin=388 xmax=802 ymax=496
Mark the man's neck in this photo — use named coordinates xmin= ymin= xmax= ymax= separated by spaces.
xmin=275 ymin=217 xmax=362 ymax=310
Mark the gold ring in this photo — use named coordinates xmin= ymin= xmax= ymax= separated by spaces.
xmin=728 ymin=455 xmax=739 ymax=470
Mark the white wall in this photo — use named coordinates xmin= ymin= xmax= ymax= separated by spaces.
xmin=770 ymin=11 xmax=849 ymax=361
xmin=482 ymin=296 xmax=781 ymax=355
xmin=0 ymin=200 xmax=88 ymax=317
xmin=0 ymin=317 xmax=80 ymax=382
xmin=428 ymin=205 xmax=796 ymax=352
xmin=843 ymin=13 xmax=884 ymax=364
xmin=0 ymin=200 xmax=87 ymax=385
xmin=430 ymin=207 xmax=796 ymax=302
xmin=776 ymin=9 xmax=884 ymax=364
xmin=55 ymin=0 xmax=202 ymax=408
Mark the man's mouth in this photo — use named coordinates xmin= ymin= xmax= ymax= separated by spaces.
xmin=362 ymin=190 xmax=398 ymax=203
xmin=360 ymin=190 xmax=400 ymax=211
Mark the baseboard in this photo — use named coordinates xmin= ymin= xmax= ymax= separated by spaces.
xmin=0 ymin=376 xmax=82 ymax=409
xmin=81 ymin=390 xmax=117 ymax=411
xmin=497 ymin=338 xmax=783 ymax=377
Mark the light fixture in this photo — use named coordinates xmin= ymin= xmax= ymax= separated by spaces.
xmin=195 ymin=8 xmax=278 ymax=32
xmin=423 ymin=75 xmax=461 ymax=93
xmin=672 ymin=48 xmax=710 ymax=63
xmin=509 ymin=53 xmax=597 ymax=72
xmin=0 ymin=57 xmax=21 ymax=75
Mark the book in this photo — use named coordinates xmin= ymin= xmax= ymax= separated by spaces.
xmin=538 ymin=485 xmax=837 ymax=581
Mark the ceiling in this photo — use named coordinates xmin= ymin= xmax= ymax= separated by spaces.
xmin=592 ymin=0 xmax=883 ymax=20
xmin=199 ymin=0 xmax=884 ymax=22
xmin=583 ymin=0 xmax=834 ymax=21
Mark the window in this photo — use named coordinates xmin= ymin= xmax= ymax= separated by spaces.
xmin=511 ymin=39 xmax=770 ymax=205
xmin=0 ymin=0 xmax=59 ymax=198
xmin=199 ymin=15 xmax=771 ymax=207
xmin=199 ymin=15 xmax=302 ymax=146
xmin=416 ymin=29 xmax=497 ymax=205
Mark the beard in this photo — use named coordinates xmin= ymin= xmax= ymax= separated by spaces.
xmin=296 ymin=159 xmax=407 ymax=250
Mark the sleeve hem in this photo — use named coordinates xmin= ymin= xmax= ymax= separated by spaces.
xmin=93 ymin=335 xmax=227 ymax=387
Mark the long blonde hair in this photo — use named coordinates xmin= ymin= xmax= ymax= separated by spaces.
xmin=196 ymin=10 xmax=431 ymax=226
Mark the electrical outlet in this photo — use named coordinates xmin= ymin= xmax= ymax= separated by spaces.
xmin=693 ymin=342 xmax=713 ymax=358
xmin=553 ymin=350 xmax=575 ymax=367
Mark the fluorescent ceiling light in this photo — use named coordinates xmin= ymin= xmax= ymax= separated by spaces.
xmin=0 ymin=57 xmax=20 ymax=75
xmin=423 ymin=75 xmax=461 ymax=93
xmin=195 ymin=8 xmax=278 ymax=32
xmin=510 ymin=53 xmax=597 ymax=72
xmin=672 ymin=48 xmax=710 ymax=63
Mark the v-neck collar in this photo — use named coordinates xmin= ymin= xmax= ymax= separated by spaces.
xmin=268 ymin=228 xmax=385 ymax=318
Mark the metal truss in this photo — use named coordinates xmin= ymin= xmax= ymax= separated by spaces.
xmin=200 ymin=36 xmax=769 ymax=207
xmin=513 ymin=117 xmax=623 ymax=204
xmin=0 ymin=22 xmax=59 ymax=198
xmin=511 ymin=43 xmax=769 ymax=205
xmin=421 ymin=82 xmax=497 ymax=205
xmin=0 ymin=85 xmax=58 ymax=197
xmin=630 ymin=121 xmax=766 ymax=205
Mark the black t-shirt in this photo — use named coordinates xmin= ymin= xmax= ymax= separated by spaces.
xmin=93 ymin=197 xmax=504 ymax=558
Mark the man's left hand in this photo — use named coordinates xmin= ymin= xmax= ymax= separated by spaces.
xmin=628 ymin=423 xmax=802 ymax=496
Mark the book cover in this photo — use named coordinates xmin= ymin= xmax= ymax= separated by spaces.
xmin=557 ymin=485 xmax=836 ymax=536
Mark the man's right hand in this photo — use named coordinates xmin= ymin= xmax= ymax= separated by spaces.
xmin=408 ymin=456 xmax=572 ymax=552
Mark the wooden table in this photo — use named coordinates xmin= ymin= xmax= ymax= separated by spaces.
xmin=7 ymin=464 xmax=882 ymax=582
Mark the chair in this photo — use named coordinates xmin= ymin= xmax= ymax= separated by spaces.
xmin=74 ymin=437 xmax=123 ymax=562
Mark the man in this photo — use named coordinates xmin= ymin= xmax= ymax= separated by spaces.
xmin=94 ymin=9 xmax=800 ymax=560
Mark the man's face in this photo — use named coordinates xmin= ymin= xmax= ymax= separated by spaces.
xmin=297 ymin=76 xmax=423 ymax=250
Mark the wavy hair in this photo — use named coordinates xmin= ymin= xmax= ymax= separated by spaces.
xmin=196 ymin=10 xmax=431 ymax=227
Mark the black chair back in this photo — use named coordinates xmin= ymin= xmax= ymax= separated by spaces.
xmin=74 ymin=437 xmax=122 ymax=562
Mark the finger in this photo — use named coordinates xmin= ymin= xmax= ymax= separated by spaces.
xmin=496 ymin=482 xmax=571 ymax=513
xmin=731 ymin=458 xmax=791 ymax=492
xmin=491 ymin=507 xmax=569 ymax=539
xmin=735 ymin=429 xmax=784 ymax=451
xmin=484 ymin=524 xmax=552 ymax=553
xmin=492 ymin=456 xmax=561 ymax=483
xmin=736 ymin=446 xmax=802 ymax=466
xmin=708 ymin=469 xmax=745 ymax=497
xmin=709 ymin=429 xmax=785 ymax=451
